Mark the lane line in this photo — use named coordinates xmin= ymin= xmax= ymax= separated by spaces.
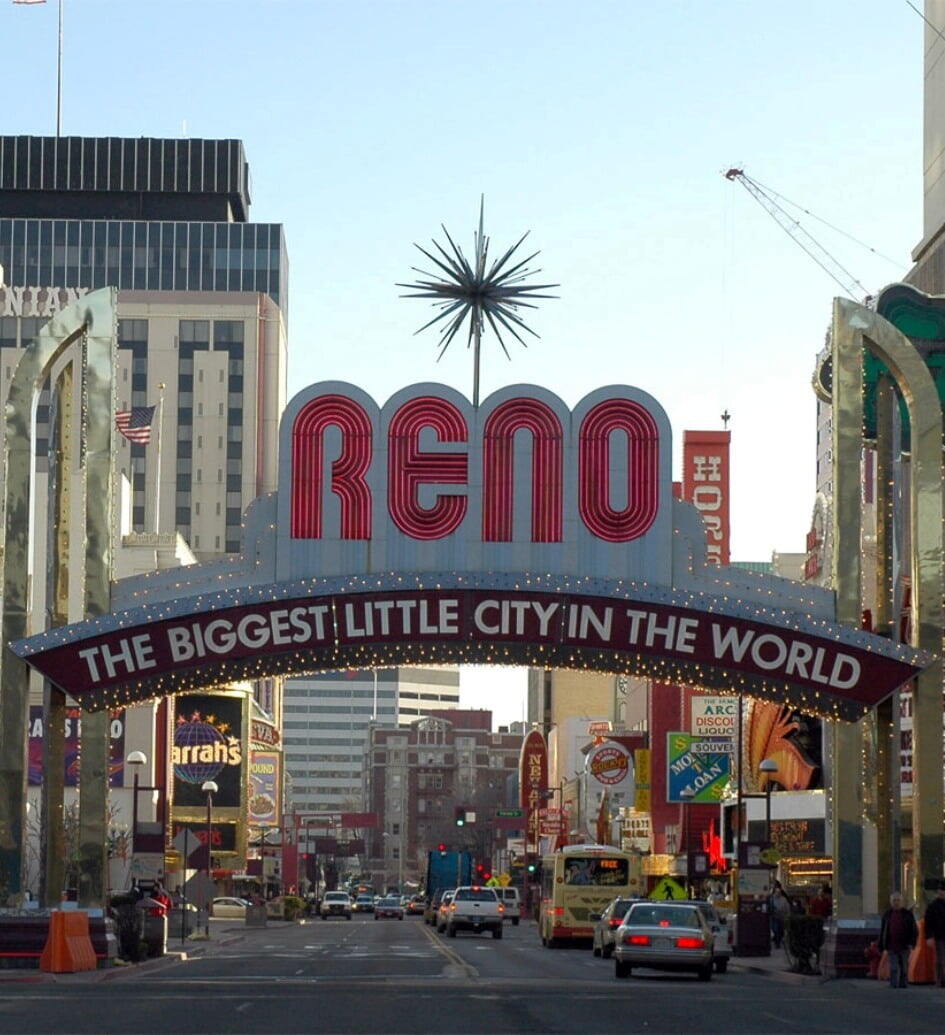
xmin=420 ymin=924 xmax=478 ymax=981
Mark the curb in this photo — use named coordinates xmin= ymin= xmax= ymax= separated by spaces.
xmin=729 ymin=961 xmax=818 ymax=985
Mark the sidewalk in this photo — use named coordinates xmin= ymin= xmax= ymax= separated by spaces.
xmin=0 ymin=918 xmax=287 ymax=984
xmin=729 ymin=948 xmax=821 ymax=985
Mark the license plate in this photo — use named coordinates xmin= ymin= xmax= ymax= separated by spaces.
xmin=653 ymin=937 xmax=670 ymax=948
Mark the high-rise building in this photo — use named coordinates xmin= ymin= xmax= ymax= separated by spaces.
xmin=0 ymin=136 xmax=287 ymax=559
xmin=283 ymin=668 xmax=461 ymax=816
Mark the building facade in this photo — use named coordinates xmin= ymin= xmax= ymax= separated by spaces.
xmin=362 ymin=711 xmax=523 ymax=891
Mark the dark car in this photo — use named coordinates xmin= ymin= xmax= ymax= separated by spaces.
xmin=424 ymin=889 xmax=446 ymax=926
xmin=375 ymin=896 xmax=405 ymax=920
xmin=406 ymin=895 xmax=426 ymax=915
xmin=591 ymin=896 xmax=639 ymax=958
xmin=353 ymin=894 xmax=375 ymax=914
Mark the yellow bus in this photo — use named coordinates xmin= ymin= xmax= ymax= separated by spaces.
xmin=539 ymin=844 xmax=643 ymax=947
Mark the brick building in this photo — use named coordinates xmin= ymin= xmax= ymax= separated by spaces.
xmin=362 ymin=710 xmax=523 ymax=891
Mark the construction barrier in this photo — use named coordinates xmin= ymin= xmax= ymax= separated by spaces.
xmin=39 ymin=910 xmax=97 ymax=973
xmin=908 ymin=919 xmax=936 ymax=985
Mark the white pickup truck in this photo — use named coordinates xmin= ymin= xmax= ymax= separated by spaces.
xmin=445 ymin=886 xmax=504 ymax=939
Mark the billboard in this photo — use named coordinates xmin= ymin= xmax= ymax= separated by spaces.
xmin=682 ymin=430 xmax=730 ymax=567
xmin=172 ymin=692 xmax=246 ymax=810
xmin=248 ymin=750 xmax=280 ymax=828
xmin=666 ymin=732 xmax=731 ymax=804
xmin=587 ymin=741 xmax=634 ymax=794
xmin=690 ymin=695 xmax=738 ymax=739
xmin=519 ymin=729 xmax=548 ymax=847
xmin=27 ymin=706 xmax=125 ymax=787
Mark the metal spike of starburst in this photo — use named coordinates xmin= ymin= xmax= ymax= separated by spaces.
xmin=398 ymin=197 xmax=558 ymax=406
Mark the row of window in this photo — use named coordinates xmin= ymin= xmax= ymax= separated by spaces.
xmin=284 ymin=687 xmax=396 ymax=699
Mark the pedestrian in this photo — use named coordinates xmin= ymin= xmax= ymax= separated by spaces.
xmin=879 ymin=892 xmax=918 ymax=988
xmin=809 ymin=884 xmax=832 ymax=918
xmin=769 ymin=881 xmax=791 ymax=949
xmin=923 ymin=880 xmax=945 ymax=988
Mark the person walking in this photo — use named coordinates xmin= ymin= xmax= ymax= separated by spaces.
xmin=769 ymin=881 xmax=791 ymax=950
xmin=924 ymin=881 xmax=945 ymax=988
xmin=879 ymin=892 xmax=918 ymax=988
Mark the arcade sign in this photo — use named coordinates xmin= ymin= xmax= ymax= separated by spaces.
xmin=11 ymin=382 xmax=930 ymax=720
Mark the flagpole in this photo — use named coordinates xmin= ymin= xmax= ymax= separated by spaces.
xmin=56 ymin=0 xmax=63 ymax=136
xmin=153 ymin=383 xmax=165 ymax=535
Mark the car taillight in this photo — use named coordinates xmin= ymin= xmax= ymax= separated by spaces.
xmin=609 ymin=918 xmax=622 ymax=928
xmin=675 ymin=937 xmax=705 ymax=950
xmin=146 ymin=907 xmax=165 ymax=918
xmin=625 ymin=934 xmax=650 ymax=946
xmin=554 ymin=907 xmax=564 ymax=916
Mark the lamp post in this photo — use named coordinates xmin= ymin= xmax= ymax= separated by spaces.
xmin=126 ymin=751 xmax=147 ymax=856
xmin=759 ymin=759 xmax=779 ymax=845
xmin=680 ymin=787 xmax=695 ymax=894
xmin=201 ymin=780 xmax=218 ymax=936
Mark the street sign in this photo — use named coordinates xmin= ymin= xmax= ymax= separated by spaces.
xmin=649 ymin=876 xmax=686 ymax=901
xmin=666 ymin=732 xmax=731 ymax=803
xmin=495 ymin=808 xmax=523 ymax=818
xmin=172 ymin=827 xmax=204 ymax=865
xmin=185 ymin=872 xmax=215 ymax=909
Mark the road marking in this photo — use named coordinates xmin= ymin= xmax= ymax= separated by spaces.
xmin=420 ymin=923 xmax=478 ymax=980
xmin=235 ymin=1002 xmax=251 ymax=1013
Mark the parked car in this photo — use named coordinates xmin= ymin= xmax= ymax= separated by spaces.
xmin=406 ymin=895 xmax=426 ymax=915
xmin=495 ymin=887 xmax=521 ymax=925
xmin=591 ymin=896 xmax=639 ymax=958
xmin=613 ymin=901 xmax=714 ymax=981
xmin=436 ymin=890 xmax=455 ymax=932
xmin=444 ymin=886 xmax=503 ymax=939
xmin=211 ymin=896 xmax=250 ymax=919
xmin=320 ymin=891 xmax=353 ymax=920
xmin=353 ymin=894 xmax=375 ymax=914
xmin=690 ymin=899 xmax=733 ymax=973
xmin=375 ymin=896 xmax=405 ymax=920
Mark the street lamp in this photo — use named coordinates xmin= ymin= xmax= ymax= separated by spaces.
xmin=201 ymin=780 xmax=218 ymax=936
xmin=680 ymin=787 xmax=695 ymax=893
xmin=759 ymin=759 xmax=779 ymax=844
xmin=126 ymin=751 xmax=147 ymax=855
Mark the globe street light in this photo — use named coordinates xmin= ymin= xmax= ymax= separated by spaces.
xmin=201 ymin=780 xmax=218 ymax=936
xmin=126 ymin=751 xmax=147 ymax=856
xmin=759 ymin=759 xmax=779 ymax=845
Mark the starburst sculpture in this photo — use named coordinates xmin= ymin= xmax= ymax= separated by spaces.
xmin=398 ymin=198 xmax=558 ymax=406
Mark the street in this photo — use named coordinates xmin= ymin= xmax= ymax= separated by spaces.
xmin=0 ymin=916 xmax=942 ymax=1034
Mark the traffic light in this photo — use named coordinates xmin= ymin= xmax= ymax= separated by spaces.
xmin=475 ymin=863 xmax=485 ymax=876
xmin=437 ymin=842 xmax=447 ymax=856
xmin=526 ymin=862 xmax=537 ymax=874
xmin=455 ymin=806 xmax=466 ymax=827
xmin=483 ymin=872 xmax=492 ymax=882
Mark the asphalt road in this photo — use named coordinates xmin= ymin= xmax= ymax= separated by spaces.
xmin=0 ymin=915 xmax=943 ymax=1034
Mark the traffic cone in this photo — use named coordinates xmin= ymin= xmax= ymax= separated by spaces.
xmin=908 ymin=919 xmax=935 ymax=985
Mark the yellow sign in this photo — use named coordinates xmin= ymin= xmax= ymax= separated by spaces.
xmin=634 ymin=749 xmax=651 ymax=812
xmin=497 ymin=872 xmax=511 ymax=887
xmin=649 ymin=876 xmax=686 ymax=901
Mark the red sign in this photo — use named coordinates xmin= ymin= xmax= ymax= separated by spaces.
xmin=290 ymin=390 xmax=660 ymax=544
xmin=520 ymin=730 xmax=548 ymax=845
xmin=16 ymin=586 xmax=924 ymax=719
xmin=682 ymin=430 xmax=730 ymax=567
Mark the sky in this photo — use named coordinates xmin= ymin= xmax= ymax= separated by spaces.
xmin=1 ymin=0 xmax=928 ymax=726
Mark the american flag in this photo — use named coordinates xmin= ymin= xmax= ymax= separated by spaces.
xmin=115 ymin=406 xmax=156 ymax=445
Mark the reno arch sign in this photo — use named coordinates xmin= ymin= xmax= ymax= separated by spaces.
xmin=12 ymin=382 xmax=929 ymax=720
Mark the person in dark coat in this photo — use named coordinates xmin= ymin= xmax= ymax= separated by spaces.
xmin=924 ymin=881 xmax=945 ymax=988
xmin=879 ymin=892 xmax=918 ymax=988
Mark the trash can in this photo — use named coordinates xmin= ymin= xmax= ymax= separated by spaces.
xmin=136 ymin=897 xmax=168 ymax=958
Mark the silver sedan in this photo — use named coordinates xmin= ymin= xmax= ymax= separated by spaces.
xmin=613 ymin=902 xmax=714 ymax=981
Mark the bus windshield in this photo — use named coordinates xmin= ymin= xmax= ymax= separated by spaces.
xmin=562 ymin=857 xmax=629 ymax=886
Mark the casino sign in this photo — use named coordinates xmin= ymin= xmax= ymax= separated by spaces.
xmin=12 ymin=381 xmax=929 ymax=719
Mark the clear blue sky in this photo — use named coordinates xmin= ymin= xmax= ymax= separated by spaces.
xmin=2 ymin=1 xmax=926 ymax=725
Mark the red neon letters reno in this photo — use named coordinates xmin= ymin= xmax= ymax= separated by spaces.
xmin=290 ymin=389 xmax=660 ymax=543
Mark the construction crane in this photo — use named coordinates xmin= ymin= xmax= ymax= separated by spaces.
xmin=723 ymin=168 xmax=873 ymax=302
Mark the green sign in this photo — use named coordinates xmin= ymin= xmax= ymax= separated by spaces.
xmin=666 ymin=731 xmax=731 ymax=804
xmin=649 ymin=876 xmax=686 ymax=901
xmin=495 ymin=808 xmax=523 ymax=818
